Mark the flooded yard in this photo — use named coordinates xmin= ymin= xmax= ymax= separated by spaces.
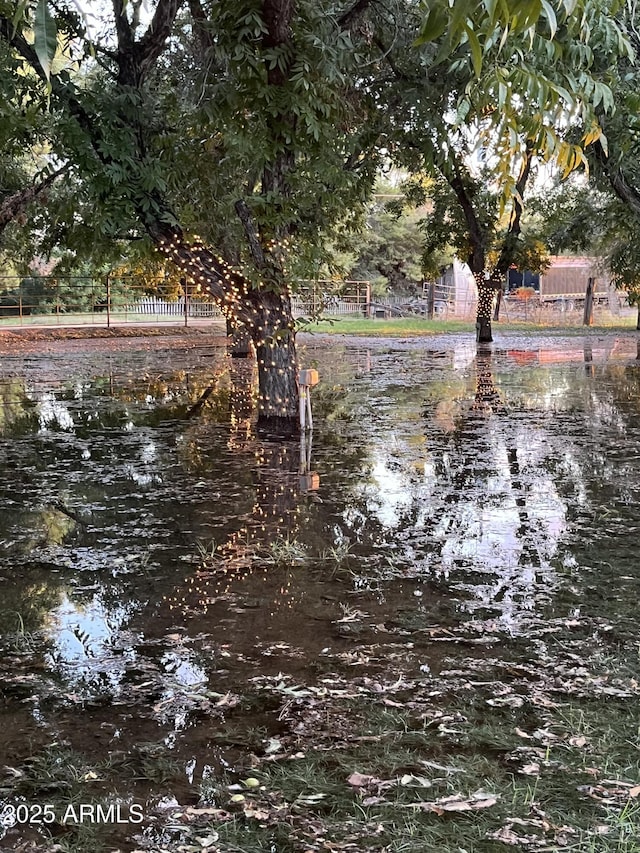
xmin=1 ymin=329 xmax=640 ymax=853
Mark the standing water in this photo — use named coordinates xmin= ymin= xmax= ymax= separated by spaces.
xmin=1 ymin=330 xmax=640 ymax=852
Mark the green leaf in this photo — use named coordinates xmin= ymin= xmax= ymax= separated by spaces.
xmin=465 ymin=25 xmax=483 ymax=76
xmin=483 ymin=0 xmax=499 ymax=24
xmin=540 ymin=0 xmax=557 ymax=38
xmin=33 ymin=0 xmax=57 ymax=82
xmin=498 ymin=80 xmax=508 ymax=108
xmin=414 ymin=7 xmax=449 ymax=45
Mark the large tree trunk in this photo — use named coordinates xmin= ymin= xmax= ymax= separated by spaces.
xmin=476 ymin=280 xmax=495 ymax=343
xmin=149 ymin=222 xmax=300 ymax=432
xmin=226 ymin=319 xmax=252 ymax=357
xmin=251 ymin=290 xmax=299 ymax=434
xmin=493 ymin=288 xmax=503 ymax=321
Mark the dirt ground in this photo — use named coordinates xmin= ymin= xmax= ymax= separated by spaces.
xmin=0 ymin=324 xmax=229 ymax=355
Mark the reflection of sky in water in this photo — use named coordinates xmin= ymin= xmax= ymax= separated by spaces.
xmin=124 ymin=440 xmax=163 ymax=485
xmin=44 ymin=594 xmax=139 ymax=689
xmin=339 ymin=354 xmax=584 ymax=630
xmin=160 ymin=650 xmax=207 ymax=687
xmin=369 ymin=458 xmax=413 ymax=527
xmin=43 ymin=591 xmax=209 ymax=737
xmin=37 ymin=392 xmax=75 ymax=431
xmin=436 ymin=430 xmax=566 ymax=570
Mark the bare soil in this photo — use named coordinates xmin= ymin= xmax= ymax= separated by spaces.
xmin=0 ymin=325 xmax=229 ymax=355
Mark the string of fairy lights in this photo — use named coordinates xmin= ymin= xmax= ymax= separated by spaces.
xmin=474 ymin=271 xmax=498 ymax=323
xmin=473 ymin=350 xmax=503 ymax=412
xmin=157 ymin=233 xmax=299 ymax=417
xmin=163 ymin=443 xmax=304 ymax=616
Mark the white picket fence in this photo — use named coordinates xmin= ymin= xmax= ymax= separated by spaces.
xmin=124 ymin=297 xmax=221 ymax=318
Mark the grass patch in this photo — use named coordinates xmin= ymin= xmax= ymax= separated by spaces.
xmin=301 ymin=316 xmax=473 ymax=336
xmin=181 ymin=677 xmax=640 ymax=853
xmin=299 ymin=315 xmax=639 ymax=337
xmin=3 ymin=658 xmax=639 ymax=851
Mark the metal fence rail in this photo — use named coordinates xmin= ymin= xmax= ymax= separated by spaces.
xmin=0 ymin=275 xmax=222 ymax=327
xmin=3 ymin=274 xmax=630 ymax=330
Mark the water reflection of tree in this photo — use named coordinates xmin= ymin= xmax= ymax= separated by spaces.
xmin=472 ymin=346 xmax=504 ymax=413
xmin=0 ymin=355 xmax=264 ymax=614
xmin=298 ymin=347 xmax=578 ymax=630
xmin=0 ymin=568 xmax=65 ymax=636
xmin=426 ymin=349 xmax=563 ymax=623
xmin=0 ymin=353 xmax=335 ymax=736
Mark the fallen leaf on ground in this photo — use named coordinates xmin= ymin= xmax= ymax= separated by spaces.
xmin=184 ymin=806 xmax=229 ymax=819
xmin=488 ymin=826 xmax=541 ymax=846
xmin=264 ymin=738 xmax=283 ymax=754
xmin=577 ymin=783 xmax=639 ymax=803
xmin=408 ymin=790 xmax=499 ymax=814
xmin=487 ymin=695 xmax=524 ymax=708
xmin=399 ymin=774 xmax=432 ymax=787
xmin=347 ymin=772 xmax=389 ymax=790
xmin=294 ymin=793 xmax=327 ymax=805
xmin=419 ymin=759 xmax=465 ymax=774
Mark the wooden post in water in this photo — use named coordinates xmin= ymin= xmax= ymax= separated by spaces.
xmin=583 ymin=277 xmax=595 ymax=326
xmin=298 ymin=368 xmax=319 ymax=431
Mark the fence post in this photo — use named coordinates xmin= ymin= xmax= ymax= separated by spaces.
xmin=183 ymin=279 xmax=189 ymax=327
xmin=106 ymin=276 xmax=111 ymax=328
xmin=426 ymin=281 xmax=435 ymax=320
xmin=583 ymin=277 xmax=594 ymax=326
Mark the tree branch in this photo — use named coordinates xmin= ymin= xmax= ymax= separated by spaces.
xmin=188 ymin=0 xmax=214 ymax=53
xmin=137 ymin=0 xmax=183 ymax=81
xmin=446 ymin=158 xmax=486 ymax=274
xmin=112 ymin=0 xmax=135 ymax=55
xmin=338 ymin=0 xmax=376 ymax=29
xmin=235 ymin=199 xmax=266 ymax=268
xmin=0 ymin=164 xmax=70 ymax=235
xmin=591 ymin=138 xmax=640 ymax=219
xmin=112 ymin=0 xmax=183 ymax=85
xmin=493 ymin=142 xmax=535 ymax=277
